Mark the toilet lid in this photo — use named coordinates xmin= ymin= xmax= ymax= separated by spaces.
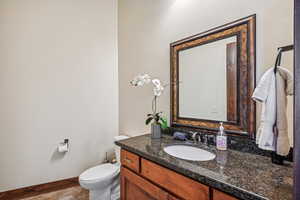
xmin=79 ymin=163 xmax=119 ymax=181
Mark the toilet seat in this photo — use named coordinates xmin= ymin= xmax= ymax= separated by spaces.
xmin=79 ymin=163 xmax=119 ymax=183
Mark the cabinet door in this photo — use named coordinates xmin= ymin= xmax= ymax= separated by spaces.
xmin=121 ymin=167 xmax=179 ymax=200
xmin=213 ymin=189 xmax=238 ymax=200
xmin=121 ymin=149 xmax=140 ymax=173
xmin=141 ymin=159 xmax=209 ymax=200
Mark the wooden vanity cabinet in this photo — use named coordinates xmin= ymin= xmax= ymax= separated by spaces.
xmin=121 ymin=149 xmax=140 ymax=173
xmin=212 ymin=190 xmax=238 ymax=200
xmin=121 ymin=167 xmax=179 ymax=200
xmin=141 ymin=159 xmax=209 ymax=200
xmin=120 ymin=149 xmax=238 ymax=200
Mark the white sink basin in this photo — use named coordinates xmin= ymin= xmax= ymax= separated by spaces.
xmin=163 ymin=145 xmax=216 ymax=161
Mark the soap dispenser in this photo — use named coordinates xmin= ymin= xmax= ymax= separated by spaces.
xmin=216 ymin=122 xmax=227 ymax=151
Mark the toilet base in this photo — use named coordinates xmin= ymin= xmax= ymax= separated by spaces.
xmin=86 ymin=173 xmax=120 ymax=200
xmin=90 ymin=189 xmax=110 ymax=200
xmin=89 ymin=186 xmax=119 ymax=200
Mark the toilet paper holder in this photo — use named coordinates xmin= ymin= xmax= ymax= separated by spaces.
xmin=63 ymin=139 xmax=69 ymax=146
xmin=58 ymin=139 xmax=69 ymax=153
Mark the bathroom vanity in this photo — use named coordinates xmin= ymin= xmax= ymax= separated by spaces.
xmin=116 ymin=134 xmax=293 ymax=200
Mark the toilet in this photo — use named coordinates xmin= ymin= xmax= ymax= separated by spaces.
xmin=79 ymin=135 xmax=129 ymax=200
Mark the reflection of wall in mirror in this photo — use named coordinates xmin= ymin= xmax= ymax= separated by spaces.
xmin=178 ymin=37 xmax=236 ymax=122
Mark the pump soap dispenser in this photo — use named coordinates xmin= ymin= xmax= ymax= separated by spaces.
xmin=216 ymin=122 xmax=227 ymax=151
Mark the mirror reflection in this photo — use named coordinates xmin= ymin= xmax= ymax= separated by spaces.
xmin=179 ymin=36 xmax=237 ymax=121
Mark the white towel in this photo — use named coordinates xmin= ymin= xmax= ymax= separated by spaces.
xmin=252 ymin=68 xmax=276 ymax=151
xmin=252 ymin=66 xmax=293 ymax=155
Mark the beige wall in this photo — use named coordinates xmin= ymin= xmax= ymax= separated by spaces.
xmin=118 ymin=0 xmax=294 ymax=141
xmin=0 ymin=0 xmax=118 ymax=192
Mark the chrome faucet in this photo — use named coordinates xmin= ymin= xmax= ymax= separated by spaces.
xmin=191 ymin=132 xmax=214 ymax=145
xmin=191 ymin=132 xmax=202 ymax=144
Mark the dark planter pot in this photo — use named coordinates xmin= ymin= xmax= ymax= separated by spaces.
xmin=151 ymin=123 xmax=161 ymax=139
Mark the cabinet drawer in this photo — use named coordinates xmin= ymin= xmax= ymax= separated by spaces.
xmin=121 ymin=167 xmax=179 ymax=200
xmin=121 ymin=149 xmax=140 ymax=173
xmin=213 ymin=189 xmax=238 ymax=200
xmin=141 ymin=158 xmax=209 ymax=200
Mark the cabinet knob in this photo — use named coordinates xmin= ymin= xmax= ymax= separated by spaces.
xmin=124 ymin=158 xmax=132 ymax=164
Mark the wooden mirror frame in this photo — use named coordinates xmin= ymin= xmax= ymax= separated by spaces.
xmin=170 ymin=15 xmax=256 ymax=137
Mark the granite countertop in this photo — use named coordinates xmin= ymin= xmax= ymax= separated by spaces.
xmin=115 ymin=134 xmax=293 ymax=200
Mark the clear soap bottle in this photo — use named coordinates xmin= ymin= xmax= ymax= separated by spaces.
xmin=216 ymin=122 xmax=227 ymax=151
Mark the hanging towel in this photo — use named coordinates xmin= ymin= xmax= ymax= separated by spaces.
xmin=252 ymin=68 xmax=276 ymax=151
xmin=275 ymin=67 xmax=293 ymax=156
xmin=252 ymin=66 xmax=293 ymax=155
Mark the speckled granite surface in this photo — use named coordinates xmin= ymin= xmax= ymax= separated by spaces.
xmin=116 ymin=134 xmax=293 ymax=200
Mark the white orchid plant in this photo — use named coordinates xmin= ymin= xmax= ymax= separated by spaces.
xmin=130 ymin=74 xmax=168 ymax=129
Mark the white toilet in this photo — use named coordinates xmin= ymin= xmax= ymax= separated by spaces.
xmin=79 ymin=135 xmax=129 ymax=200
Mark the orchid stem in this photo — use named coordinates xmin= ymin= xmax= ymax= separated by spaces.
xmin=152 ymin=96 xmax=157 ymax=119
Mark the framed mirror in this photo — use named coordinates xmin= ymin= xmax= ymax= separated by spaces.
xmin=170 ymin=15 xmax=256 ymax=136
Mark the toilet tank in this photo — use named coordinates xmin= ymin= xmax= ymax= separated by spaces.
xmin=114 ymin=135 xmax=129 ymax=163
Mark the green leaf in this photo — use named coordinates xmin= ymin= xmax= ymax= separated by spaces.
xmin=160 ymin=117 xmax=168 ymax=130
xmin=145 ymin=117 xmax=153 ymax=125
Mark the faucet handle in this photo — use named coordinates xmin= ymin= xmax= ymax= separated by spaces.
xmin=207 ymin=134 xmax=216 ymax=145
xmin=191 ymin=131 xmax=198 ymax=138
xmin=202 ymin=134 xmax=208 ymax=144
xmin=191 ymin=131 xmax=202 ymax=143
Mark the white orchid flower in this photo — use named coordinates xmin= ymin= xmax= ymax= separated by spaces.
xmin=141 ymin=74 xmax=151 ymax=84
xmin=152 ymin=79 xmax=164 ymax=96
xmin=130 ymin=74 xmax=151 ymax=86
xmin=130 ymin=74 xmax=165 ymax=96
xmin=152 ymin=79 xmax=161 ymax=87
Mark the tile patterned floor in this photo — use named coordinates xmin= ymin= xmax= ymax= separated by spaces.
xmin=21 ymin=186 xmax=88 ymax=200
